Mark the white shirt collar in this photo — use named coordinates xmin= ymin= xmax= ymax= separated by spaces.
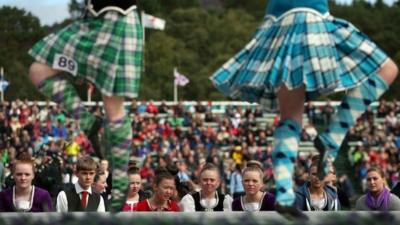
xmin=74 ymin=182 xmax=92 ymax=195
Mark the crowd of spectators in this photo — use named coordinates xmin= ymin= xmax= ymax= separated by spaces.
xmin=345 ymin=99 xmax=400 ymax=192
xmin=0 ymin=98 xmax=368 ymax=207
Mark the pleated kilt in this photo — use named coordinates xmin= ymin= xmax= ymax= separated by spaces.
xmin=210 ymin=8 xmax=388 ymax=109
xmin=29 ymin=10 xmax=143 ymax=98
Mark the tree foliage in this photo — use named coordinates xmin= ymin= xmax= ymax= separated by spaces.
xmin=1 ymin=0 xmax=400 ymax=101
xmin=0 ymin=6 xmax=47 ymax=100
xmin=68 ymin=0 xmax=86 ymax=19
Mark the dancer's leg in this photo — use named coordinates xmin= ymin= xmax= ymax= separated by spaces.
xmin=273 ymin=85 xmax=305 ymax=204
xmin=273 ymin=85 xmax=308 ymax=219
xmin=315 ymin=59 xmax=398 ymax=178
xmin=102 ymin=95 xmax=132 ymax=211
xmin=29 ymin=62 xmax=103 ymax=158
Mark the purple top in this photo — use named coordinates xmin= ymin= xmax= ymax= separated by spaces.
xmin=232 ymin=192 xmax=275 ymax=211
xmin=0 ymin=186 xmax=53 ymax=212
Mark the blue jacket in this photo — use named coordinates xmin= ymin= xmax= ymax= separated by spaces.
xmin=230 ymin=171 xmax=244 ymax=196
xmin=295 ymin=182 xmax=340 ymax=211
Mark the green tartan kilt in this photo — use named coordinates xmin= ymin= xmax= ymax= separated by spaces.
xmin=29 ymin=10 xmax=143 ymax=98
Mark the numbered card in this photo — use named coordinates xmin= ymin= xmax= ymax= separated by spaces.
xmin=52 ymin=54 xmax=78 ymax=76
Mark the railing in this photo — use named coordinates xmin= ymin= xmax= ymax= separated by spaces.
xmin=20 ymin=100 xmax=382 ymax=114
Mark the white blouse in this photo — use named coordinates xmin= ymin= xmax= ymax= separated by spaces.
xmin=179 ymin=191 xmax=233 ymax=212
xmin=13 ymin=185 xmax=35 ymax=212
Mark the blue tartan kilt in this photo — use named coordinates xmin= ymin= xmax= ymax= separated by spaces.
xmin=210 ymin=8 xmax=388 ymax=109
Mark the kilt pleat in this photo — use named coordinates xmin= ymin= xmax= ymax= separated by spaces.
xmin=29 ymin=10 xmax=143 ymax=98
xmin=211 ymin=9 xmax=388 ymax=109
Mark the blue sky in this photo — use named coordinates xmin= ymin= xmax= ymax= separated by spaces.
xmin=0 ymin=0 xmax=396 ymax=25
xmin=0 ymin=0 xmax=70 ymax=25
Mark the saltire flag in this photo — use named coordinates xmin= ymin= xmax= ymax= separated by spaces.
xmin=174 ymin=68 xmax=189 ymax=86
xmin=142 ymin=13 xmax=166 ymax=30
xmin=0 ymin=80 xmax=8 ymax=92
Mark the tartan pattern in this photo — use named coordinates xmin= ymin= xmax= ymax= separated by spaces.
xmin=29 ymin=11 xmax=143 ymax=98
xmin=272 ymin=119 xmax=301 ymax=206
xmin=211 ymin=9 xmax=388 ymax=109
xmin=317 ymin=74 xmax=388 ymax=175
xmin=105 ymin=117 xmax=132 ymax=211
xmin=38 ymin=75 xmax=95 ymax=133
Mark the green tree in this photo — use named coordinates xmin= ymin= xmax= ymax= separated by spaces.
xmin=1 ymin=1 xmax=400 ymax=101
xmin=222 ymin=0 xmax=267 ymax=19
xmin=140 ymin=8 xmax=257 ymax=100
xmin=140 ymin=0 xmax=200 ymax=14
xmin=0 ymin=6 xmax=47 ymax=100
xmin=68 ymin=0 xmax=85 ymax=19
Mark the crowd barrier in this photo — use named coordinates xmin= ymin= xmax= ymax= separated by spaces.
xmin=1 ymin=211 xmax=400 ymax=225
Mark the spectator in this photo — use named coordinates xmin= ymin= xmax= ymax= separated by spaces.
xmin=122 ymin=166 xmax=150 ymax=211
xmin=157 ymin=100 xmax=169 ymax=114
xmin=339 ymin=175 xmax=354 ymax=204
xmin=204 ymin=109 xmax=214 ymax=122
xmin=169 ymin=114 xmax=184 ymax=128
xmin=146 ymin=100 xmax=158 ymax=114
xmin=231 ymin=113 xmax=242 ymax=129
xmin=321 ymin=100 xmax=335 ymax=126
xmin=385 ymin=110 xmax=397 ymax=128
xmin=0 ymin=153 xmax=53 ymax=212
xmin=177 ymin=161 xmax=191 ymax=183
xmin=92 ymin=169 xmax=109 ymax=210
xmin=56 ymin=156 xmax=105 ymax=212
xmin=355 ymin=167 xmax=400 ymax=211
xmin=253 ymin=105 xmax=263 ymax=118
xmin=377 ymin=99 xmax=389 ymax=118
xmin=99 ymin=159 xmax=112 ymax=199
xmin=173 ymin=102 xmax=185 ymax=117
xmin=295 ymin=157 xmax=340 ymax=211
xmin=195 ymin=101 xmax=206 ymax=114
xmin=65 ymin=138 xmax=80 ymax=164
xmin=303 ymin=123 xmax=318 ymax=141
xmin=137 ymin=101 xmax=148 ymax=114
xmin=323 ymin=167 xmax=351 ymax=209
xmin=230 ymin=164 xmax=244 ymax=199
xmin=129 ymin=99 xmax=138 ymax=115
xmin=51 ymin=119 xmax=68 ymax=140
xmin=135 ymin=167 xmax=180 ymax=212
xmin=180 ymin=163 xmax=233 ymax=212
xmin=140 ymin=160 xmax=155 ymax=184
xmin=232 ymin=161 xmax=275 ymax=211
xmin=35 ymin=152 xmax=64 ymax=199
xmin=305 ymin=102 xmax=317 ymax=125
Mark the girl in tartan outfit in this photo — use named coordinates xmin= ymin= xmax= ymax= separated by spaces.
xmin=28 ymin=0 xmax=142 ymax=211
xmin=211 ymin=0 xmax=398 ymax=218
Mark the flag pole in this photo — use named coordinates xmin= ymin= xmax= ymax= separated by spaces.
xmin=0 ymin=67 xmax=4 ymax=102
xmin=87 ymin=89 xmax=91 ymax=103
xmin=174 ymin=84 xmax=178 ymax=103
xmin=174 ymin=68 xmax=178 ymax=103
